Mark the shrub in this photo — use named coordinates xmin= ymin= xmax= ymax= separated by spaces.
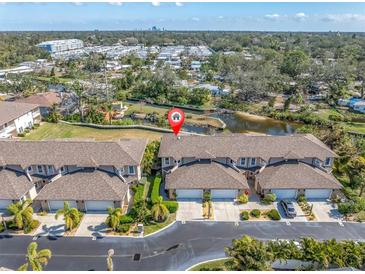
xmin=163 ymin=201 xmax=178 ymax=213
xmin=117 ymin=224 xmax=130 ymax=233
xmin=262 ymin=193 xmax=276 ymax=204
xmin=238 ymin=194 xmax=249 ymax=204
xmin=267 ymin=209 xmax=281 ymax=220
xmin=17 ymin=133 xmax=26 ymax=137
xmin=240 ymin=211 xmax=249 ymax=220
xmin=250 ymin=209 xmax=261 ymax=218
xmin=133 ymin=184 xmax=145 ymax=204
xmin=24 ymin=128 xmax=30 ymax=134
xmin=356 ymin=211 xmax=365 ymax=222
xmin=120 ymin=215 xmax=134 ymax=224
xmin=203 ymin=191 xmax=211 ymax=202
xmin=5 ymin=220 xmax=17 ymax=230
xmin=24 ymin=220 xmax=40 ymax=234
xmin=33 ymin=123 xmax=40 ymax=128
xmin=0 ymin=223 xmax=4 ymax=233
xmin=151 ymin=176 xmax=162 ymax=204
xmin=297 ymin=194 xmax=307 ymax=203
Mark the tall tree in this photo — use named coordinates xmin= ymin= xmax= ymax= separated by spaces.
xmin=18 ymin=242 xmax=52 ymax=271
xmin=151 ymin=196 xmax=169 ymax=222
xmin=7 ymin=199 xmax=34 ymax=230
xmin=55 ymin=202 xmax=81 ymax=231
xmin=105 ymin=208 xmax=122 ymax=232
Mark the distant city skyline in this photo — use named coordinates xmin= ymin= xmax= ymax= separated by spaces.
xmin=1 ymin=2 xmax=365 ymax=32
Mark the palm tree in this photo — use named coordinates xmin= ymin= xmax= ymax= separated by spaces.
xmin=105 ymin=207 xmax=122 ymax=231
xmin=18 ymin=242 xmax=52 ymax=271
xmin=7 ymin=199 xmax=34 ymax=230
xmin=55 ymin=202 xmax=81 ymax=231
xmin=151 ymin=196 xmax=169 ymax=222
xmin=106 ymin=249 xmax=114 ymax=271
xmin=70 ymin=80 xmax=87 ymax=122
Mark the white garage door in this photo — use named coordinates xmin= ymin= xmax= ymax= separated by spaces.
xmin=49 ymin=200 xmax=77 ymax=211
xmin=176 ymin=189 xmax=203 ymax=199
xmin=0 ymin=200 xmax=12 ymax=209
xmin=271 ymin=189 xmax=297 ymax=199
xmin=305 ymin=189 xmax=332 ymax=199
xmin=211 ymin=189 xmax=238 ymax=199
xmin=85 ymin=201 xmax=114 ymax=211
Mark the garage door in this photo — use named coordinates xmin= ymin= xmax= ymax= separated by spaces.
xmin=0 ymin=200 xmax=12 ymax=209
xmin=305 ymin=189 xmax=332 ymax=199
xmin=85 ymin=201 xmax=114 ymax=211
xmin=49 ymin=200 xmax=77 ymax=211
xmin=176 ymin=189 xmax=203 ymax=199
xmin=271 ymin=189 xmax=297 ymax=199
xmin=211 ymin=189 xmax=238 ymax=199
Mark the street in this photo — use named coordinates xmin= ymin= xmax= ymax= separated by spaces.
xmin=1 ymin=221 xmax=365 ymax=271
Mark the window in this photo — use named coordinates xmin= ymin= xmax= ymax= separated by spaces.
xmin=60 ymin=166 xmax=65 ymax=173
xmin=37 ymin=165 xmax=43 ymax=173
xmin=19 ymin=127 xmax=23 ymax=133
xmin=164 ymin=158 xmax=170 ymax=165
xmin=240 ymin=158 xmax=246 ymax=166
xmin=313 ymin=159 xmax=320 ymax=166
xmin=251 ymin=158 xmax=256 ymax=166
xmin=27 ymin=166 xmax=32 ymax=172
xmin=128 ymin=166 xmax=135 ymax=174
xmin=324 ymin=157 xmax=331 ymax=166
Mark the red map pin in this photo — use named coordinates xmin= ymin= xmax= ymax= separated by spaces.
xmin=168 ymin=108 xmax=185 ymax=136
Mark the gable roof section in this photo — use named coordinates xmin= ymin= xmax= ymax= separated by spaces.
xmin=0 ymin=101 xmax=39 ymax=126
xmin=165 ymin=160 xmax=248 ymax=190
xmin=14 ymin=92 xmax=62 ymax=108
xmin=35 ymin=169 xmax=128 ymax=201
xmin=256 ymin=161 xmax=342 ymax=190
xmin=158 ymin=134 xmax=337 ymax=161
xmin=0 ymin=168 xmax=34 ymax=200
xmin=0 ymin=138 xmax=148 ymax=168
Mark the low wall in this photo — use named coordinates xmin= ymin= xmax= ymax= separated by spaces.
xmin=59 ymin=120 xmax=206 ymax=136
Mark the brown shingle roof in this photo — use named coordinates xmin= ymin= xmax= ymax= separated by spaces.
xmin=0 ymin=168 xmax=34 ymax=200
xmin=158 ymin=134 xmax=337 ymax=161
xmin=256 ymin=161 xmax=342 ymax=190
xmin=0 ymin=101 xmax=39 ymax=126
xmin=165 ymin=160 xmax=248 ymax=190
xmin=35 ymin=169 xmax=128 ymax=201
xmin=0 ymin=138 xmax=148 ymax=169
xmin=14 ymin=92 xmax=62 ymax=108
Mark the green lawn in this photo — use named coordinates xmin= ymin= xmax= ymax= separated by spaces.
xmin=143 ymin=213 xmax=176 ymax=236
xmin=189 ymin=258 xmax=234 ymax=271
xmin=125 ymin=102 xmax=224 ymax=128
xmin=24 ymin=122 xmax=163 ymax=141
xmin=342 ymin=122 xmax=365 ymax=134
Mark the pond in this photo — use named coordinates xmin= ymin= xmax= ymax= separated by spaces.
xmin=212 ymin=112 xmax=300 ymax=135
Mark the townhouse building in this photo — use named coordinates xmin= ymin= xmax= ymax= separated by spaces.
xmin=158 ymin=134 xmax=342 ymax=200
xmin=0 ymin=138 xmax=147 ymax=211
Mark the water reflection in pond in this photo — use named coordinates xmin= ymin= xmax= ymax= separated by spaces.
xmin=212 ymin=112 xmax=299 ymax=135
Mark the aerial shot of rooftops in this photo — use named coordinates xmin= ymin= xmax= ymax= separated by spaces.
xmin=1 ymin=0 xmax=365 ymax=272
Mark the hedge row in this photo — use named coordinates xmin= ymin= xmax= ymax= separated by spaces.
xmin=151 ymin=175 xmax=162 ymax=204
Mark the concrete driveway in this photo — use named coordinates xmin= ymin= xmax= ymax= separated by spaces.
xmin=75 ymin=214 xmax=109 ymax=237
xmin=176 ymin=199 xmax=203 ymax=221
xmin=34 ymin=214 xmax=65 ymax=236
xmin=276 ymin=201 xmax=307 ymax=222
xmin=212 ymin=199 xmax=240 ymax=222
xmin=309 ymin=200 xmax=342 ymax=222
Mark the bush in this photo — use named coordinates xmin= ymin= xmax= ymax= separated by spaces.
xmin=262 ymin=193 xmax=276 ymax=204
xmin=5 ymin=220 xmax=17 ymax=230
xmin=297 ymin=194 xmax=307 ymax=203
xmin=163 ymin=201 xmax=178 ymax=213
xmin=267 ymin=209 xmax=281 ymax=220
xmin=120 ymin=215 xmax=134 ymax=224
xmin=17 ymin=133 xmax=26 ymax=137
xmin=24 ymin=220 xmax=40 ymax=234
xmin=132 ymin=184 xmax=145 ymax=204
xmin=240 ymin=211 xmax=249 ymax=220
xmin=203 ymin=191 xmax=211 ymax=202
xmin=356 ymin=211 xmax=365 ymax=222
xmin=117 ymin=224 xmax=130 ymax=233
xmin=33 ymin=123 xmax=40 ymax=128
xmin=0 ymin=223 xmax=4 ymax=233
xmin=151 ymin=176 xmax=162 ymax=204
xmin=238 ymin=194 xmax=249 ymax=204
xmin=250 ymin=209 xmax=261 ymax=218
xmin=24 ymin=128 xmax=30 ymax=134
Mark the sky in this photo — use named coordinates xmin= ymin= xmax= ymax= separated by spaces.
xmin=1 ymin=2 xmax=365 ymax=32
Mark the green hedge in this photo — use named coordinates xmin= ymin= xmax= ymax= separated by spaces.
xmin=267 ymin=209 xmax=281 ymax=220
xmin=163 ymin=201 xmax=179 ymax=213
xmin=250 ymin=209 xmax=261 ymax=218
xmin=133 ymin=184 xmax=145 ymax=204
xmin=151 ymin=175 xmax=162 ymax=204
xmin=240 ymin=211 xmax=249 ymax=220
xmin=120 ymin=215 xmax=134 ymax=224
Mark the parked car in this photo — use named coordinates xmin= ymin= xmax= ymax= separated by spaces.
xmin=280 ymin=200 xmax=297 ymax=218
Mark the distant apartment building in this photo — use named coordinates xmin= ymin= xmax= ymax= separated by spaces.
xmin=0 ymin=102 xmax=41 ymax=138
xmin=37 ymin=39 xmax=84 ymax=53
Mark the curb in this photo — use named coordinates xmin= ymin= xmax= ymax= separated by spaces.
xmin=185 ymin=257 xmax=229 ymax=271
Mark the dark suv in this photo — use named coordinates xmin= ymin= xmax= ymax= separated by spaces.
xmin=280 ymin=200 xmax=297 ymax=218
